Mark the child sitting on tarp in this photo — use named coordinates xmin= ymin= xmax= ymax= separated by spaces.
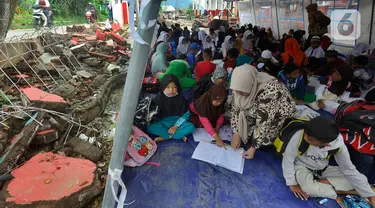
xmin=158 ymin=55 xmax=196 ymax=90
xmin=193 ymin=66 xmax=228 ymax=100
xmin=224 ymin=48 xmax=239 ymax=70
xmin=309 ymin=65 xmax=353 ymax=114
xmin=282 ymin=117 xmax=375 ymax=204
xmin=278 ymin=62 xmax=307 ymax=105
xmin=195 ymin=48 xmax=216 ymax=81
xmin=148 ymin=74 xmax=195 ymax=143
xmin=190 ymin=85 xmax=227 ymax=148
xmin=351 ymin=55 xmax=373 ymax=97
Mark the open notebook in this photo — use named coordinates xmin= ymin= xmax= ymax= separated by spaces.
xmin=192 ymin=126 xmax=233 ymax=142
xmin=191 ymin=141 xmax=245 ymax=174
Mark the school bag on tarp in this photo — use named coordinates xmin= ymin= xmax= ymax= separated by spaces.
xmin=133 ymin=95 xmax=159 ymax=131
xmin=274 ymin=118 xmax=340 ymax=158
xmin=335 ymin=101 xmax=375 ymax=155
xmin=124 ymin=125 xmax=157 ymax=167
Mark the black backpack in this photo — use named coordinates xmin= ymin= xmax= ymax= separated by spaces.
xmin=133 ymin=95 xmax=159 ymax=131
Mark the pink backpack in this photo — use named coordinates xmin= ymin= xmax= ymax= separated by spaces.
xmin=124 ymin=125 xmax=157 ymax=167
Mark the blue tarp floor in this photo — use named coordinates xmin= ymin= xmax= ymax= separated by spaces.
xmin=120 ymin=109 xmax=375 ymax=208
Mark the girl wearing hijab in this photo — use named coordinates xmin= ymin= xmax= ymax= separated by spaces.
xmin=221 ymin=36 xmax=234 ymax=60
xmin=242 ymin=30 xmax=253 ymax=56
xmin=203 ymin=35 xmax=216 ymax=57
xmin=193 ymin=66 xmax=228 ymax=100
xmin=148 ymin=74 xmax=195 ymax=142
xmin=230 ymin=64 xmax=295 ymax=159
xmin=157 ymin=31 xmax=169 ymax=43
xmin=158 ymin=56 xmax=196 ymax=90
xmin=151 ymin=43 xmax=169 ymax=75
xmin=177 ymin=37 xmax=189 ymax=56
xmin=190 ymin=85 xmax=228 ymax=148
xmin=282 ymin=38 xmax=309 ymax=67
xmin=310 ymin=65 xmax=353 ymax=113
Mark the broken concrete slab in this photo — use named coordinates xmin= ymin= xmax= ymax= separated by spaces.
xmin=21 ymin=87 xmax=70 ymax=112
xmin=52 ymin=83 xmax=76 ymax=99
xmin=76 ymin=70 xmax=93 ymax=79
xmin=70 ymin=43 xmax=88 ymax=54
xmin=3 ymin=152 xmax=101 ymax=207
xmin=66 ymin=138 xmax=103 ymax=162
xmin=88 ymin=52 xmax=117 ymax=62
xmin=32 ymin=129 xmax=58 ymax=145
xmin=82 ymin=57 xmax=103 ymax=67
xmin=107 ymin=63 xmax=120 ymax=74
xmin=109 ymin=32 xmax=126 ymax=46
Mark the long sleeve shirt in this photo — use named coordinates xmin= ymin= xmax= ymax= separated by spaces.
xmin=278 ymin=71 xmax=305 ymax=100
xmin=174 ymin=111 xmax=191 ymax=127
xmin=305 ymin=46 xmax=325 ymax=58
xmin=282 ymin=130 xmax=375 ymax=198
xmin=189 ymin=103 xmax=224 ymax=137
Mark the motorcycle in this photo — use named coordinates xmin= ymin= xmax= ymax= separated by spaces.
xmin=32 ymin=5 xmax=47 ymax=30
xmin=85 ymin=8 xmax=97 ymax=24
xmin=32 ymin=5 xmax=52 ymax=30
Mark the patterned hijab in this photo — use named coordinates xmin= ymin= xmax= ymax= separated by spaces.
xmin=230 ymin=64 xmax=274 ymax=143
xmin=211 ymin=66 xmax=228 ymax=83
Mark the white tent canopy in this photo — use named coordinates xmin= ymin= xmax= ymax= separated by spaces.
xmin=164 ymin=5 xmax=176 ymax=12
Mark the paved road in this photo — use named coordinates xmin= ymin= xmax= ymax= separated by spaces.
xmin=5 ymin=26 xmax=68 ymax=41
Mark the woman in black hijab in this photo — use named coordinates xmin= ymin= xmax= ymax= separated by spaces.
xmin=148 ymin=74 xmax=195 ymax=142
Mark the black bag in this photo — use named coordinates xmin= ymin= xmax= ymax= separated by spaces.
xmin=133 ymin=96 xmax=159 ymax=131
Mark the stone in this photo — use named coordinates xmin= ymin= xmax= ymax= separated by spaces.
xmin=32 ymin=129 xmax=59 ymax=145
xmin=66 ymin=138 xmax=103 ymax=162
xmin=76 ymin=70 xmax=93 ymax=79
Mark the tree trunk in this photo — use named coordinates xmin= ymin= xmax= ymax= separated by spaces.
xmin=0 ymin=0 xmax=18 ymax=41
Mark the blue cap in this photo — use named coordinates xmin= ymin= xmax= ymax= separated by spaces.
xmin=190 ymin=42 xmax=200 ymax=50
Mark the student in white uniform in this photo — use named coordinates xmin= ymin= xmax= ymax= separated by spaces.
xmin=282 ymin=117 xmax=375 ymax=205
xmin=305 ymin=36 xmax=325 ymax=58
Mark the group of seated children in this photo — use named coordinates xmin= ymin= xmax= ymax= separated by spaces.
xmin=145 ymin=22 xmax=375 ymax=206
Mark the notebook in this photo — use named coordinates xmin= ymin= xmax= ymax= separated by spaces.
xmin=192 ymin=126 xmax=233 ymax=142
xmin=191 ymin=141 xmax=245 ymax=174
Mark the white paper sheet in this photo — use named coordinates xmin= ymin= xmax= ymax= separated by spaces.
xmin=191 ymin=141 xmax=245 ymax=174
xmin=192 ymin=126 xmax=233 ymax=142
xmin=191 ymin=141 xmax=221 ymax=165
xmin=217 ymin=146 xmax=245 ymax=174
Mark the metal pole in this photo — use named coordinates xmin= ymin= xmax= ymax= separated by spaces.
xmin=101 ymin=0 xmax=162 ymax=207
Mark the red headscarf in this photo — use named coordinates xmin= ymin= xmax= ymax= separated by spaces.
xmin=282 ymin=38 xmax=308 ymax=67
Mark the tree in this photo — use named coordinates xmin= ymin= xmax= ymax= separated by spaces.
xmin=0 ymin=0 xmax=18 ymax=41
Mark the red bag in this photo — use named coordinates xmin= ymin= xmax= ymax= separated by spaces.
xmin=142 ymin=77 xmax=160 ymax=93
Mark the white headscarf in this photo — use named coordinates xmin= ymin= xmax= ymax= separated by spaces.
xmin=230 ymin=64 xmax=274 ymax=143
xmin=347 ymin=43 xmax=373 ymax=56
xmin=221 ymin=35 xmax=234 ymax=51
xmin=203 ymin=35 xmax=215 ymax=51
xmin=242 ymin=30 xmax=252 ymax=49
xmin=177 ymin=37 xmax=189 ymax=55
xmin=198 ymin=30 xmax=206 ymax=42
xmin=157 ymin=31 xmax=169 ymax=43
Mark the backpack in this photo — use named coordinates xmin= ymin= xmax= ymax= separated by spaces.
xmin=124 ymin=125 xmax=157 ymax=167
xmin=335 ymin=101 xmax=375 ymax=155
xmin=274 ymin=118 xmax=340 ymax=159
xmin=142 ymin=77 xmax=160 ymax=93
xmin=133 ymin=95 xmax=159 ymax=131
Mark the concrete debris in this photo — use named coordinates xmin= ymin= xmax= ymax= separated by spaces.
xmin=76 ymin=70 xmax=93 ymax=79
xmin=66 ymin=138 xmax=103 ymax=163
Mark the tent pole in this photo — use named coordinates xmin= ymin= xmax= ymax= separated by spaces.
xmin=101 ymin=0 xmax=162 ymax=207
xmin=369 ymin=0 xmax=375 ymax=46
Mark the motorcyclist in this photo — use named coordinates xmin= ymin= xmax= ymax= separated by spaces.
xmin=87 ymin=3 xmax=97 ymax=21
xmin=35 ymin=0 xmax=51 ymax=25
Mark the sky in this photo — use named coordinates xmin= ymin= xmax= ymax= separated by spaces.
xmin=163 ymin=0 xmax=192 ymax=9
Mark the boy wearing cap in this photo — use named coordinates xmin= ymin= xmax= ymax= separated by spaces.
xmin=187 ymin=42 xmax=200 ymax=69
xmin=305 ymin=36 xmax=325 ymax=59
xmin=282 ymin=117 xmax=375 ymax=205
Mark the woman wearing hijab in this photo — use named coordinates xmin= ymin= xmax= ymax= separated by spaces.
xmin=242 ymin=30 xmax=253 ymax=56
xmin=148 ymin=74 xmax=195 ymax=142
xmin=177 ymin=37 xmax=189 ymax=56
xmin=190 ymin=85 xmax=228 ymax=148
xmin=151 ymin=43 xmax=169 ymax=75
xmin=157 ymin=31 xmax=169 ymax=43
xmin=221 ymin=35 xmax=234 ymax=60
xmin=282 ymin=38 xmax=308 ymax=67
xmin=310 ymin=65 xmax=354 ymax=113
xmin=230 ymin=64 xmax=295 ymax=159
xmin=158 ymin=56 xmax=196 ymax=90
xmin=193 ymin=66 xmax=228 ymax=100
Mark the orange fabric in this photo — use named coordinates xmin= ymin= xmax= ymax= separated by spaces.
xmin=282 ymin=38 xmax=308 ymax=67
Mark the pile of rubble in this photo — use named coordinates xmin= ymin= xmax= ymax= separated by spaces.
xmin=0 ymin=24 xmax=132 ymax=207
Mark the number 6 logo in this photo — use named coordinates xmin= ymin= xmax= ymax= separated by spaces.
xmin=331 ymin=10 xmax=361 ymax=41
